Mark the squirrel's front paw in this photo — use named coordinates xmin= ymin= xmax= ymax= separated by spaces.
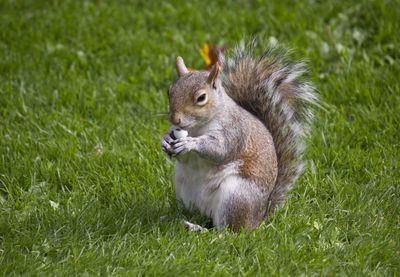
xmin=160 ymin=133 xmax=174 ymax=156
xmin=170 ymin=136 xmax=198 ymax=156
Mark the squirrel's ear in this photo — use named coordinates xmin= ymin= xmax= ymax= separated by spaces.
xmin=207 ymin=62 xmax=221 ymax=87
xmin=176 ymin=56 xmax=189 ymax=77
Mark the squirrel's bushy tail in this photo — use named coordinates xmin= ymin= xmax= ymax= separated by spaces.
xmin=222 ymin=40 xmax=318 ymax=213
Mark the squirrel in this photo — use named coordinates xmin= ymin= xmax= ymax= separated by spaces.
xmin=161 ymin=41 xmax=318 ymax=231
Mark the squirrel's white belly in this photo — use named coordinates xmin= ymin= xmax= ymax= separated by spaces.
xmin=174 ymin=154 xmax=241 ymax=220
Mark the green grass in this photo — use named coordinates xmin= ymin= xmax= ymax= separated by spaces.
xmin=1 ymin=0 xmax=399 ymax=275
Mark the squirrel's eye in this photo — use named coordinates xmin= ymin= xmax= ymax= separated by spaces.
xmin=195 ymin=93 xmax=208 ymax=105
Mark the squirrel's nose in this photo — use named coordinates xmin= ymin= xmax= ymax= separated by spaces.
xmin=170 ymin=112 xmax=182 ymax=126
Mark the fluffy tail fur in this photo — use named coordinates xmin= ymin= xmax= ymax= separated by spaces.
xmin=222 ymin=40 xmax=318 ymax=213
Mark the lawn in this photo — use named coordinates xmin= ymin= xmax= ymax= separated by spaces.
xmin=0 ymin=0 xmax=399 ymax=275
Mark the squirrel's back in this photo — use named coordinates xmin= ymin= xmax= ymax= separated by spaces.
xmin=222 ymin=40 xmax=318 ymax=213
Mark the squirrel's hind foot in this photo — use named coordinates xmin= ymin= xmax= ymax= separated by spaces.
xmin=182 ymin=220 xmax=208 ymax=233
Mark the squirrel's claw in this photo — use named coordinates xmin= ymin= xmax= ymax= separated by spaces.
xmin=160 ymin=133 xmax=174 ymax=156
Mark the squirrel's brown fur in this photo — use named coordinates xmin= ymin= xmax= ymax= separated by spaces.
xmin=222 ymin=41 xmax=317 ymax=213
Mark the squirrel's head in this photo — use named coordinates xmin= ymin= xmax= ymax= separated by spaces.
xmin=167 ymin=56 xmax=223 ymax=130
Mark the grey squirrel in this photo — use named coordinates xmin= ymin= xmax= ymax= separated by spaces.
xmin=161 ymin=41 xmax=318 ymax=231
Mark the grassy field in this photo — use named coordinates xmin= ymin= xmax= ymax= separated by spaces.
xmin=1 ymin=0 xmax=399 ymax=275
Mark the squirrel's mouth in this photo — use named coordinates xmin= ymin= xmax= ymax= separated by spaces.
xmin=179 ymin=124 xmax=193 ymax=129
xmin=172 ymin=119 xmax=196 ymax=130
